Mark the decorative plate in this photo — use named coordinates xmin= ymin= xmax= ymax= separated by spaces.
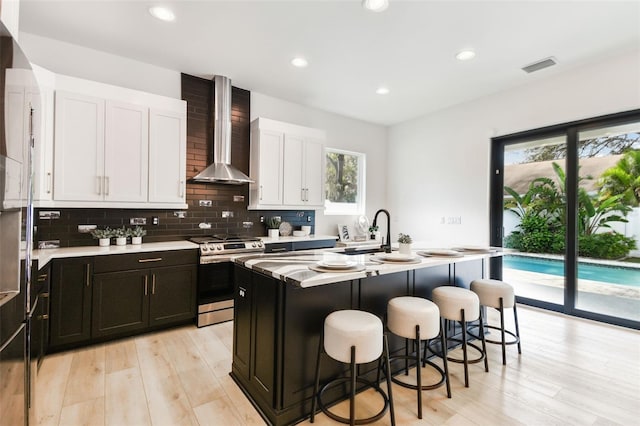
xmin=279 ymin=221 xmax=293 ymax=236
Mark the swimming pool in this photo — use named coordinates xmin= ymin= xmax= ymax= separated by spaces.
xmin=503 ymin=255 xmax=640 ymax=287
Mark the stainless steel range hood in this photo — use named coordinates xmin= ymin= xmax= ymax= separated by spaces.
xmin=192 ymin=75 xmax=253 ymax=184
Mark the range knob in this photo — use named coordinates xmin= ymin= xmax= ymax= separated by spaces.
xmin=216 ymin=244 xmax=223 ymax=250
xmin=201 ymin=246 xmax=209 ymax=252
xmin=251 ymin=243 xmax=256 ymax=248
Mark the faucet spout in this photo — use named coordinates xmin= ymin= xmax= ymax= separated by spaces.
xmin=372 ymin=209 xmax=391 ymax=253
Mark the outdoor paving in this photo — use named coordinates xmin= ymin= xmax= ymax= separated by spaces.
xmin=504 ymin=268 xmax=640 ymax=322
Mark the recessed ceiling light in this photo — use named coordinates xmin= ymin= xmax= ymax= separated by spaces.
xmin=291 ymin=57 xmax=308 ymax=68
xmin=149 ymin=6 xmax=175 ymax=22
xmin=456 ymin=50 xmax=476 ymax=61
xmin=362 ymin=0 xmax=389 ymax=12
xmin=376 ymin=87 xmax=389 ymax=95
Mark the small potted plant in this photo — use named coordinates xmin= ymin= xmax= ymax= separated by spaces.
xmin=398 ymin=233 xmax=413 ymax=255
xmin=266 ymin=217 xmax=281 ymax=240
xmin=91 ymin=227 xmax=113 ymax=247
xmin=113 ymin=226 xmax=128 ymax=246
xmin=368 ymin=225 xmax=379 ymax=240
xmin=130 ymin=226 xmax=147 ymax=245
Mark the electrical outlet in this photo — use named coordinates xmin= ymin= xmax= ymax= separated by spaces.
xmin=222 ymin=211 xmax=234 ymax=218
xmin=233 ymin=195 xmax=245 ymax=202
xmin=260 ymin=216 xmax=264 ymax=223
xmin=199 ymin=200 xmax=212 ymax=207
xmin=78 ymin=225 xmax=97 ymax=233
xmin=39 ymin=211 xmax=60 ymax=219
xmin=173 ymin=211 xmax=186 ymax=218
xmin=307 ymin=215 xmax=312 ymax=222
xmin=152 ymin=216 xmax=159 ymax=225
xmin=129 ymin=217 xmax=147 ymax=225
xmin=446 ymin=216 xmax=462 ymax=225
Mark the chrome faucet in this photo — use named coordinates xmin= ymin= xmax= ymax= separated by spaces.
xmin=372 ymin=209 xmax=391 ymax=253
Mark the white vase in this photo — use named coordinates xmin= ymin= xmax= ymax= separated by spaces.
xmin=98 ymin=238 xmax=110 ymax=247
xmin=116 ymin=237 xmax=127 ymax=246
xmin=399 ymin=243 xmax=412 ymax=255
xmin=268 ymin=229 xmax=279 ymax=240
xmin=131 ymin=236 xmax=142 ymax=245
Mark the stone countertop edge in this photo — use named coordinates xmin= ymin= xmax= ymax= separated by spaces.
xmin=234 ymin=250 xmax=503 ymax=289
xmin=260 ymin=234 xmax=338 ymax=244
xmin=32 ymin=240 xmax=200 ymax=269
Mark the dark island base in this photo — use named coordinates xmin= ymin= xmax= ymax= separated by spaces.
xmin=231 ymin=259 xmax=484 ymax=426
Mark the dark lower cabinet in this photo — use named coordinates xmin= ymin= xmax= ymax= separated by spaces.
xmin=49 ymin=250 xmax=197 ymax=350
xmin=92 ymin=270 xmax=149 ymax=338
xmin=50 ymin=257 xmax=93 ymax=348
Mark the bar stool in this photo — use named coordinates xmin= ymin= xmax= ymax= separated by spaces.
xmin=470 ymin=279 xmax=521 ymax=365
xmin=311 ymin=310 xmax=396 ymax=426
xmin=431 ymin=286 xmax=489 ymax=387
xmin=386 ymin=296 xmax=451 ymax=419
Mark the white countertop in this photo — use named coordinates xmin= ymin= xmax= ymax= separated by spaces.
xmin=32 ymin=240 xmax=199 ymax=268
xmin=260 ymin=234 xmax=338 ymax=244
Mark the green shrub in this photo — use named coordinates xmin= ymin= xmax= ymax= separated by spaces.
xmin=578 ymin=233 xmax=636 ymax=259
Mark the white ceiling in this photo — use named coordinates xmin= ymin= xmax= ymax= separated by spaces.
xmin=19 ymin=0 xmax=640 ymax=126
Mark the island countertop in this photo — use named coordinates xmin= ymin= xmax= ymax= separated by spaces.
xmin=234 ymin=248 xmax=502 ymax=288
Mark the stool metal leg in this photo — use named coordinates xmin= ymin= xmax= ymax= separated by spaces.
xmin=350 ymin=345 xmax=356 ymax=426
xmin=383 ymin=334 xmax=396 ymax=426
xmin=499 ymin=297 xmax=506 ymax=365
xmin=514 ymin=302 xmax=522 ymax=354
xmin=311 ymin=332 xmax=324 ymax=423
xmin=479 ymin=307 xmax=489 ymax=373
xmin=415 ymin=325 xmax=422 ymax=419
xmin=440 ymin=318 xmax=451 ymax=398
xmin=460 ymin=309 xmax=469 ymax=387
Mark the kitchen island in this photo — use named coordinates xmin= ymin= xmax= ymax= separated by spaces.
xmin=230 ymin=249 xmax=501 ymax=426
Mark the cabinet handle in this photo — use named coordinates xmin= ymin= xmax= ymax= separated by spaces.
xmin=138 ymin=258 xmax=163 ymax=263
xmin=144 ymin=275 xmax=148 ymax=295
xmin=37 ymin=274 xmax=48 ymax=282
xmin=37 ymin=314 xmax=49 ymax=320
xmin=85 ymin=264 xmax=91 ymax=287
xmin=96 ymin=176 xmax=102 ymax=195
xmin=41 ymin=292 xmax=49 ymax=299
xmin=239 ymin=286 xmax=246 ymax=297
xmin=179 ymin=180 xmax=184 ymax=197
xmin=105 ymin=176 xmax=110 ymax=196
xmin=152 ymin=274 xmax=156 ymax=295
xmin=305 ymin=188 xmax=309 ymax=201
xmin=301 ymin=188 xmax=305 ymax=202
xmin=259 ymin=185 xmax=263 ymax=200
xmin=271 ymin=247 xmax=288 ymax=252
xmin=46 ymin=172 xmax=52 ymax=194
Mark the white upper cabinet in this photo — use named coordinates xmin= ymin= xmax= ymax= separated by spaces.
xmin=45 ymin=73 xmax=187 ymax=208
xmin=104 ymin=101 xmax=149 ymax=202
xmin=249 ymin=118 xmax=325 ymax=210
xmin=148 ymin=108 xmax=186 ymax=204
xmin=0 ymin=0 xmax=20 ymax=41
xmin=53 ymin=91 xmax=105 ymax=202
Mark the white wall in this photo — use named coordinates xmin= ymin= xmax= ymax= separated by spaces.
xmin=18 ymin=32 xmax=181 ymax=99
xmin=388 ymin=49 xmax=640 ymax=247
xmin=251 ymin=92 xmax=388 ymax=236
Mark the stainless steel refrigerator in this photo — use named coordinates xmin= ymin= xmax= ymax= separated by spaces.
xmin=0 ymin=21 xmax=38 ymax=426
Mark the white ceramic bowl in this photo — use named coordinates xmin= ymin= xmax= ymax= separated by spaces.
xmin=293 ymin=230 xmax=306 ymax=237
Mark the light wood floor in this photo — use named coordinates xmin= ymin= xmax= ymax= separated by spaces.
xmin=36 ymin=306 xmax=640 ymax=426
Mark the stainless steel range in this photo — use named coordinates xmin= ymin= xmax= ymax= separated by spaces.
xmin=191 ymin=235 xmax=264 ymax=327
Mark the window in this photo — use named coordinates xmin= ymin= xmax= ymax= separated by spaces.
xmin=324 ymin=148 xmax=366 ymax=215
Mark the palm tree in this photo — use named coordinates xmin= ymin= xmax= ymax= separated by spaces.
xmin=599 ymin=149 xmax=640 ymax=207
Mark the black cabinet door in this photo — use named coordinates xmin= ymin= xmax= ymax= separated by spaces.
xmin=92 ymin=270 xmax=149 ymax=338
xmin=50 ymin=258 xmax=93 ymax=348
xmin=250 ymin=273 xmax=278 ymax=407
xmin=149 ymin=265 xmax=197 ymax=326
xmin=233 ymin=265 xmax=252 ymax=381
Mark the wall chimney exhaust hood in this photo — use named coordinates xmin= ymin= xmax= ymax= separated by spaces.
xmin=191 ymin=75 xmax=253 ymax=184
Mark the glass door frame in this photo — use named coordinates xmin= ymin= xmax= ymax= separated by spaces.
xmin=490 ymin=109 xmax=640 ymax=330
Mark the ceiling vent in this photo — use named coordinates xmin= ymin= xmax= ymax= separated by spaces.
xmin=521 ymin=57 xmax=557 ymax=73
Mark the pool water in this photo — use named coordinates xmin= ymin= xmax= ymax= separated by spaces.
xmin=503 ymin=255 xmax=640 ymax=287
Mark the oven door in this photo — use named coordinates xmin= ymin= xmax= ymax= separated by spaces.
xmin=197 ymin=261 xmax=234 ymax=327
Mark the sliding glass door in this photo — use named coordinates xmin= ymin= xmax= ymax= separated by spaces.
xmin=491 ymin=110 xmax=640 ymax=329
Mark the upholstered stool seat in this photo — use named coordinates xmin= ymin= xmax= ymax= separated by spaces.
xmin=386 ymin=297 xmax=450 ymax=419
xmin=431 ymin=286 xmax=489 ymax=387
xmin=470 ymin=279 xmax=521 ymax=365
xmin=311 ymin=310 xmax=395 ymax=426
